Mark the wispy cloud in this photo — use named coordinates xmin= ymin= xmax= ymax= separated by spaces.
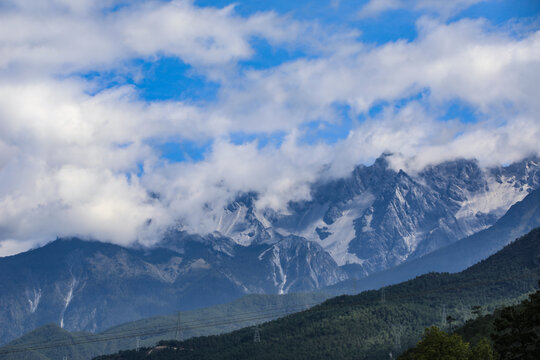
xmin=358 ymin=0 xmax=487 ymax=19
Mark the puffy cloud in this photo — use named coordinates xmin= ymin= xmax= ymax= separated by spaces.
xmin=217 ymin=18 xmax=540 ymax=128
xmin=0 ymin=0 xmax=299 ymax=74
xmin=0 ymin=0 xmax=539 ymax=255
xmin=141 ymin=135 xmax=334 ymax=232
xmin=0 ymin=165 xmax=170 ymax=247
xmin=333 ymin=103 xmax=540 ymax=173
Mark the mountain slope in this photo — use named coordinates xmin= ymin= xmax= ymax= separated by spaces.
xmin=327 ymin=187 xmax=540 ymax=294
xmin=1 ymin=155 xmax=538 ymax=346
xmin=0 ymin=234 xmax=342 ymax=346
xmin=0 ymin=292 xmax=328 ymax=360
xmin=94 ymin=227 xmax=540 ymax=360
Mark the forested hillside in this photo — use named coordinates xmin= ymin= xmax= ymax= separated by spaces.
xmin=93 ymin=228 xmax=540 ymax=360
xmin=0 ymin=293 xmax=327 ymax=360
xmin=400 ymin=282 xmax=540 ymax=359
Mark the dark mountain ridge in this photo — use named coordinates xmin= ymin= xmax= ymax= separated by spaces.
xmin=0 ymin=232 xmax=342 ymax=346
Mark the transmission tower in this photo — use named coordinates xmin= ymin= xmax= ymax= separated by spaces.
xmin=381 ymin=287 xmax=386 ymax=304
xmin=175 ymin=312 xmax=184 ymax=341
xmin=253 ymin=326 xmax=261 ymax=343
xmin=441 ymin=304 xmax=447 ymax=327
xmin=136 ymin=336 xmax=141 ymax=351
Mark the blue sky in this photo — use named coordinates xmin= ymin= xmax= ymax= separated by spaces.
xmin=73 ymin=0 xmax=540 ymax=162
xmin=0 ymin=0 xmax=539 ymax=254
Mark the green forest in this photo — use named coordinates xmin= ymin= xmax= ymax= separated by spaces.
xmin=400 ymin=282 xmax=540 ymax=359
xmin=91 ymin=228 xmax=540 ymax=360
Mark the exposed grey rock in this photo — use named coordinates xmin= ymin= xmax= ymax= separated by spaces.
xmin=217 ymin=155 xmax=540 ymax=278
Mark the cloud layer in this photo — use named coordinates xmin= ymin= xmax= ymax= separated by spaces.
xmin=0 ymin=0 xmax=539 ymax=255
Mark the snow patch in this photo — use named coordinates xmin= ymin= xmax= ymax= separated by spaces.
xmin=362 ymin=213 xmax=373 ymax=232
xmin=219 ymin=270 xmax=250 ymax=293
xmin=258 ymin=246 xmax=272 ymax=261
xmin=261 ymin=244 xmax=288 ymax=294
xmin=27 ymin=288 xmax=42 ymax=313
xmin=254 ymin=210 xmax=272 ymax=228
xmin=190 ymin=258 xmax=211 ymax=270
xmin=271 ymin=246 xmax=287 ymax=295
xmin=215 ymin=204 xmax=273 ymax=246
xmin=216 ymin=204 xmax=247 ymax=237
xmin=286 ymin=193 xmax=374 ymax=266
xmin=457 ymin=178 xmax=530 ymax=220
xmin=60 ymin=277 xmax=77 ymax=328
xmin=319 ymin=209 xmax=363 ymax=266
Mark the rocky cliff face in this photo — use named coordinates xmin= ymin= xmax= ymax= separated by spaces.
xmin=213 ymin=155 xmax=540 ymax=277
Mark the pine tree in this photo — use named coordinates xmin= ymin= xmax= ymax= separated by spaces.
xmin=491 ymin=283 xmax=540 ymax=359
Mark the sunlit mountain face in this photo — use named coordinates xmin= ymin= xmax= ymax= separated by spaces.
xmin=0 ymin=1 xmax=539 ymax=357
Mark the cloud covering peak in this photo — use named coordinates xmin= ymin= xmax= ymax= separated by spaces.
xmin=0 ymin=0 xmax=539 ymax=255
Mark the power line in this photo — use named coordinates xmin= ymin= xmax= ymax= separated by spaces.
xmin=1 ymin=301 xmax=323 ymax=353
xmin=1 ymin=274 xmax=532 ymax=355
xmin=2 ymin=272 xmax=534 ymax=356
xmin=0 ymin=303 xmax=323 ymax=356
xmin=0 ymin=309 xmax=305 ymax=356
xmin=0 ymin=272 xmax=536 ymax=357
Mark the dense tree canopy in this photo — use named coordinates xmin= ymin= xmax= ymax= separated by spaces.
xmin=398 ymin=327 xmax=494 ymax=360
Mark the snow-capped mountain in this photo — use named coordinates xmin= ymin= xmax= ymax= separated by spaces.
xmin=213 ymin=193 xmax=276 ymax=246
xmin=209 ymin=155 xmax=540 ymax=277
xmin=325 ymin=187 xmax=540 ymax=295
xmin=0 ymin=155 xmax=538 ymax=346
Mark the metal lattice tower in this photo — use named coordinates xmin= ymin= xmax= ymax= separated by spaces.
xmin=441 ymin=304 xmax=447 ymax=326
xmin=381 ymin=287 xmax=386 ymax=304
xmin=136 ymin=336 xmax=141 ymax=351
xmin=175 ymin=312 xmax=184 ymax=341
xmin=253 ymin=326 xmax=261 ymax=343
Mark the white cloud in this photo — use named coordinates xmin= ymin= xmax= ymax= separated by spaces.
xmin=215 ymin=18 xmax=540 ymax=129
xmin=0 ymin=1 xmax=539 ymax=255
xmin=358 ymin=0 xmax=487 ymax=19
xmin=140 ymin=135 xmax=335 ymax=232
xmin=358 ymin=0 xmax=403 ymax=18
xmin=0 ymin=0 xmax=300 ymax=74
